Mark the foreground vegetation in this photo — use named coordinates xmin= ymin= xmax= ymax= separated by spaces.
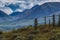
xmin=0 ymin=14 xmax=60 ymax=40
xmin=0 ymin=25 xmax=60 ymax=40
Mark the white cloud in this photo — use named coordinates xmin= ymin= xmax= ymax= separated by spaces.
xmin=0 ymin=7 xmax=13 ymax=15
xmin=48 ymin=0 xmax=60 ymax=2
xmin=0 ymin=0 xmax=60 ymax=15
xmin=15 ymin=9 xmax=23 ymax=12
xmin=0 ymin=0 xmax=60 ymax=7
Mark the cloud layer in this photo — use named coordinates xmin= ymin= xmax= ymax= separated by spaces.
xmin=0 ymin=0 xmax=60 ymax=15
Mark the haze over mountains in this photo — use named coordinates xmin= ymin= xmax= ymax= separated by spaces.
xmin=0 ymin=2 xmax=60 ymax=31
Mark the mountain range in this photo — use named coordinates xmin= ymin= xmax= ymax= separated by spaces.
xmin=0 ymin=2 xmax=60 ymax=31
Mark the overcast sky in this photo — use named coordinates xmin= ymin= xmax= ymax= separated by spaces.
xmin=0 ymin=0 xmax=60 ymax=15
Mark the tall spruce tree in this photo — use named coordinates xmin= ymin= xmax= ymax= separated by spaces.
xmin=44 ymin=16 xmax=46 ymax=26
xmin=34 ymin=18 xmax=38 ymax=30
xmin=52 ymin=14 xmax=55 ymax=27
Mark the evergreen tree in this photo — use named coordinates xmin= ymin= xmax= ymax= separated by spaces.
xmin=34 ymin=18 xmax=38 ymax=30
xmin=52 ymin=14 xmax=55 ymax=27
xmin=44 ymin=16 xmax=46 ymax=26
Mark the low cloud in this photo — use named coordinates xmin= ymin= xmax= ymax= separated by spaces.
xmin=0 ymin=7 xmax=13 ymax=15
xmin=0 ymin=0 xmax=60 ymax=15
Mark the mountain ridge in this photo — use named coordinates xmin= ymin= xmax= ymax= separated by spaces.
xmin=0 ymin=2 xmax=60 ymax=31
xmin=0 ymin=2 xmax=60 ymax=23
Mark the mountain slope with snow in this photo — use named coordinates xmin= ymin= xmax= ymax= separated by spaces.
xmin=0 ymin=2 xmax=60 ymax=31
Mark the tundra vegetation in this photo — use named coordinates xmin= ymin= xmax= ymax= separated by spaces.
xmin=0 ymin=14 xmax=60 ymax=40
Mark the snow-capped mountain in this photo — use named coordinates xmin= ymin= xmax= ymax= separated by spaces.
xmin=0 ymin=2 xmax=60 ymax=31
xmin=9 ymin=2 xmax=60 ymax=20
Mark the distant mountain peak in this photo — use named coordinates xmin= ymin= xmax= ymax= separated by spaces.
xmin=0 ymin=2 xmax=60 ymax=31
xmin=31 ymin=5 xmax=40 ymax=9
xmin=42 ymin=2 xmax=60 ymax=6
xmin=44 ymin=2 xmax=60 ymax=4
xmin=9 ymin=2 xmax=60 ymax=17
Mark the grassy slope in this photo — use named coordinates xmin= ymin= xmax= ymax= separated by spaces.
xmin=1 ymin=25 xmax=60 ymax=40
